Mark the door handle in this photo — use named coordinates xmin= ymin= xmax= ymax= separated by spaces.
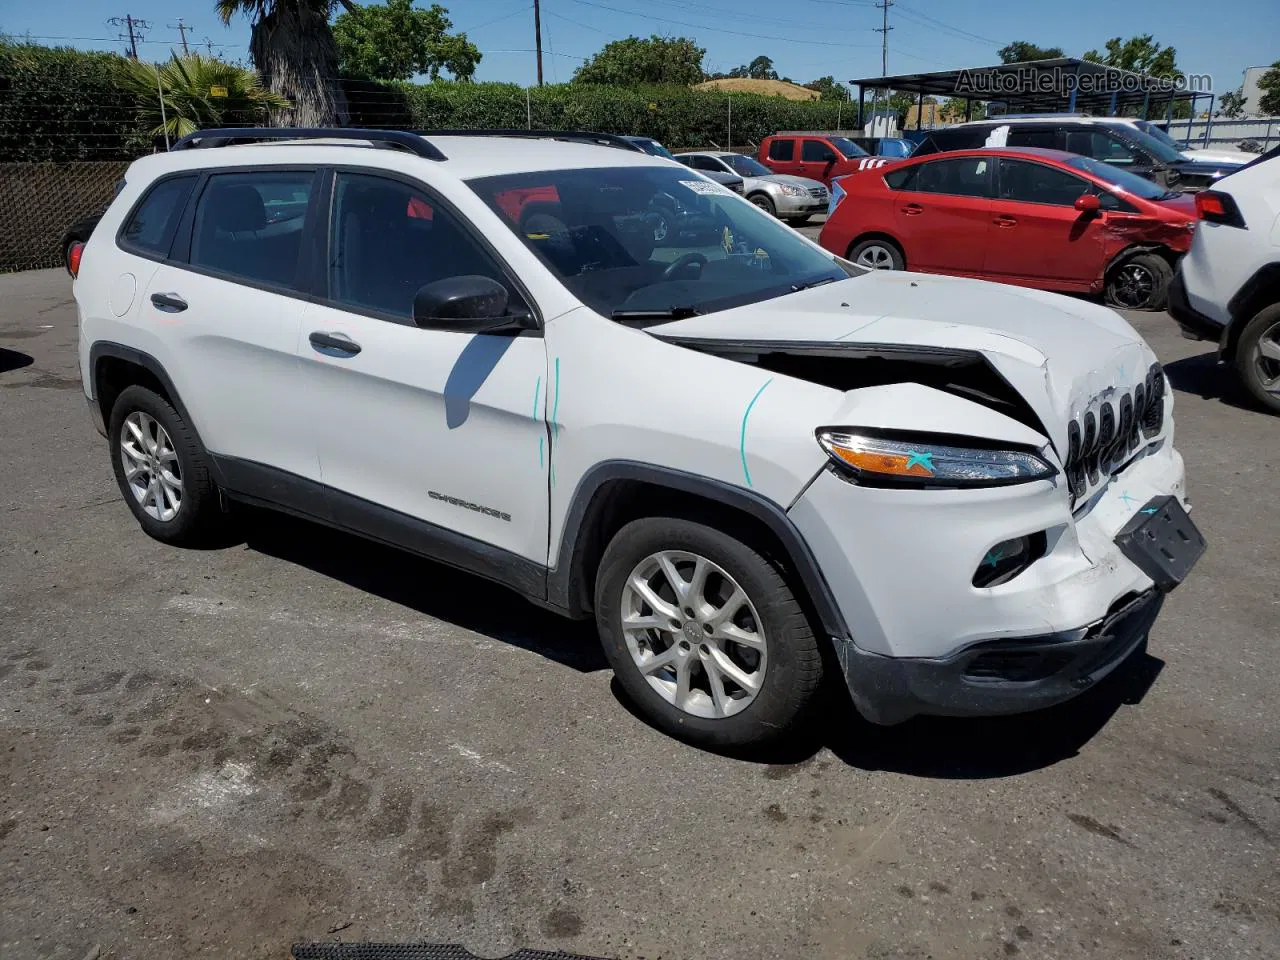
xmin=309 ymin=331 xmax=362 ymax=357
xmin=901 ymin=203 xmax=923 ymax=215
xmin=150 ymin=292 xmax=187 ymax=313
xmin=993 ymin=215 xmax=1017 ymax=227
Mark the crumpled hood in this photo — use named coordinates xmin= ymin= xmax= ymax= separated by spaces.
xmin=649 ymin=270 xmax=1159 ymax=454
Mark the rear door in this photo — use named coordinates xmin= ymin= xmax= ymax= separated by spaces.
xmin=798 ymin=139 xmax=840 ymax=184
xmin=985 ymin=158 xmax=1107 ymax=287
xmin=763 ymin=137 xmax=798 ymax=175
xmin=138 ymin=166 xmax=320 ymax=486
xmin=891 ymin=155 xmax=993 ymax=273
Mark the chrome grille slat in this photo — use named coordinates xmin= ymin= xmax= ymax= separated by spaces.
xmin=1064 ymin=362 xmax=1166 ymax=505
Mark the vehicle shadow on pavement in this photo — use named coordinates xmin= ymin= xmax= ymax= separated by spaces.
xmin=0 ymin=347 xmax=34 ymax=373
xmin=613 ymin=645 xmax=1165 ymax=779
xmin=239 ymin=508 xmax=608 ymax=673
xmin=1164 ymin=350 xmax=1260 ymax=412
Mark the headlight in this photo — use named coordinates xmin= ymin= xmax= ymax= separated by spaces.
xmin=816 ymin=430 xmax=1057 ymax=488
xmin=780 ymin=184 xmax=808 ymax=197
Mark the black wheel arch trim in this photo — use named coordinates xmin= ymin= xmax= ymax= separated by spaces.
xmin=547 ymin=460 xmax=851 ymax=641
xmin=1224 ymin=262 xmax=1280 ymax=361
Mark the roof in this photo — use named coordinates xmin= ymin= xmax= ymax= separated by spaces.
xmin=693 ymin=78 xmax=821 ymax=101
xmin=140 ymin=133 xmax=674 ymax=181
xmin=849 ymin=58 xmax=1198 ymax=114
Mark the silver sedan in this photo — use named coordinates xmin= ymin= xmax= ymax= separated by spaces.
xmin=676 ymin=151 xmax=828 ymax=224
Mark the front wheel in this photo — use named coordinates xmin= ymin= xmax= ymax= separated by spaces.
xmin=748 ymin=193 xmax=777 ymax=217
xmin=594 ymin=518 xmax=823 ymax=748
xmin=1234 ymin=303 xmax=1280 ymax=414
xmin=1106 ymin=252 xmax=1173 ymax=311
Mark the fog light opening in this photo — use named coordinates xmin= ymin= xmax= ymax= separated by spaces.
xmin=972 ymin=532 xmax=1047 ymax=588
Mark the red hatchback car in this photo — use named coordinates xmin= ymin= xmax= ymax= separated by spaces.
xmin=819 ymin=147 xmax=1197 ymax=310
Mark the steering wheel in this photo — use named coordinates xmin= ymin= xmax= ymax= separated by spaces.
xmin=660 ymin=252 xmax=708 ymax=282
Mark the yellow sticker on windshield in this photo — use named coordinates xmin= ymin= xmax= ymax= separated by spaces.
xmin=526 ymin=233 xmax=550 ymax=240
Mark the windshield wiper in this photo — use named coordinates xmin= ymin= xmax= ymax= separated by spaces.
xmin=610 ymin=305 xmax=702 ymax=323
xmin=790 ymin=276 xmax=839 ymax=293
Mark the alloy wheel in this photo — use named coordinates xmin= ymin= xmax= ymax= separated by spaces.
xmin=1113 ymin=262 xmax=1156 ymax=308
xmin=119 ymin=411 xmax=182 ymax=522
xmin=1251 ymin=319 xmax=1280 ymax=396
xmin=856 ymin=244 xmax=896 ymax=269
xmin=619 ymin=550 xmax=767 ymax=719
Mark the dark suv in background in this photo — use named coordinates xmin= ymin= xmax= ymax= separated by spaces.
xmin=911 ymin=116 xmax=1237 ymax=192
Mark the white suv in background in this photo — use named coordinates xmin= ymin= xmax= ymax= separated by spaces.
xmin=71 ymin=127 xmax=1205 ymax=748
xmin=1169 ymin=146 xmax=1280 ymax=413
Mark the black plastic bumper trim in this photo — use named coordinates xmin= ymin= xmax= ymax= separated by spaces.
xmin=1166 ymin=270 xmax=1227 ymax=344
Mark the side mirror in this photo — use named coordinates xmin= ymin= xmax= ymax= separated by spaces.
xmin=1074 ymin=193 xmax=1101 ymax=213
xmin=412 ymin=276 xmax=531 ymax=333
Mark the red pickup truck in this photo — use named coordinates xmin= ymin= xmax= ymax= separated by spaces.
xmin=757 ymin=134 xmax=890 ymax=186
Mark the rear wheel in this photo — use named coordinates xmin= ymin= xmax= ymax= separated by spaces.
xmin=1234 ymin=303 xmax=1280 ymax=415
xmin=594 ymin=517 xmax=823 ymax=748
xmin=748 ymin=193 xmax=776 ymax=217
xmin=108 ymin=385 xmax=223 ymax=545
xmin=848 ymin=237 xmax=904 ymax=271
xmin=1106 ymin=252 xmax=1172 ymax=311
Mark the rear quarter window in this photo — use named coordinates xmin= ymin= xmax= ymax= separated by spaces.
xmin=883 ymin=166 xmax=918 ymax=190
xmin=117 ymin=175 xmax=198 ymax=257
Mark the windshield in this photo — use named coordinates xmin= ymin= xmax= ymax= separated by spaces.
xmin=1127 ymin=127 xmax=1184 ymax=164
xmin=1135 ymin=121 xmax=1183 ymax=150
xmin=1065 ymin=155 xmax=1172 ymax=200
xmin=723 ymin=154 xmax=773 ymax=177
xmin=829 ymin=136 xmax=870 ymax=158
xmin=470 ymin=166 xmax=851 ymax=319
xmin=631 ymin=138 xmax=675 ymax=160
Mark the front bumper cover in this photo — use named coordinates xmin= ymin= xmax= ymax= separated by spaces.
xmin=838 ymin=588 xmax=1164 ymax=725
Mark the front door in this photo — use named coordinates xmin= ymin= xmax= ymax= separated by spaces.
xmin=891 ymin=155 xmax=993 ymax=273
xmin=985 ymin=158 xmax=1107 ymax=287
xmin=296 ymin=170 xmax=550 ymax=566
xmin=798 ymin=139 xmax=839 ymax=185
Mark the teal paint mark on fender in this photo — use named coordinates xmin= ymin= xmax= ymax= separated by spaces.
xmin=739 ymin=378 xmax=773 ymax=488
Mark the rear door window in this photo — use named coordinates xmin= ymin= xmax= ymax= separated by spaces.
xmin=912 ymin=157 xmax=992 ymax=198
xmin=1007 ymin=128 xmax=1062 ymax=150
xmin=187 ymin=170 xmax=315 ymax=290
xmin=118 ymin=175 xmax=198 ymax=258
xmin=767 ymin=139 xmax=795 ymax=161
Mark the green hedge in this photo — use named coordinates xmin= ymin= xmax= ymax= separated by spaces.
xmin=0 ymin=41 xmax=148 ymax=162
xmin=0 ymin=39 xmax=851 ymax=162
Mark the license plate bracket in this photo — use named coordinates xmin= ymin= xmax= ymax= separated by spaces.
xmin=1114 ymin=495 xmax=1207 ymax=591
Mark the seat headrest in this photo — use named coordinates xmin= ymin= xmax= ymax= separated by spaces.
xmin=206 ymin=184 xmax=266 ymax=233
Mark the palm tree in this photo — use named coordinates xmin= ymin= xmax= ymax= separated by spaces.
xmin=216 ymin=0 xmax=354 ymax=126
xmin=119 ymin=54 xmax=290 ymax=140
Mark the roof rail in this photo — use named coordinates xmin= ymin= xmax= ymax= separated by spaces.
xmin=169 ymin=127 xmax=447 ymax=161
xmin=419 ymin=129 xmax=644 ymax=152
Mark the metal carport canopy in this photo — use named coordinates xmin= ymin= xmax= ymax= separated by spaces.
xmin=848 ymin=58 xmax=1198 ymax=116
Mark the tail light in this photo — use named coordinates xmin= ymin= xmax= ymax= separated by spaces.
xmin=67 ymin=241 xmax=85 ymax=278
xmin=1194 ymin=190 xmax=1246 ymax=228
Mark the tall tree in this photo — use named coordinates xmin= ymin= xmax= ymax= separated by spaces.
xmin=804 ymin=76 xmax=850 ymax=102
xmin=216 ymin=0 xmax=352 ymax=126
xmin=1215 ymin=89 xmax=1245 ymax=119
xmin=745 ymin=55 xmax=778 ymax=80
xmin=998 ymin=41 xmax=1065 ymax=64
xmin=572 ymin=35 xmax=705 ymax=86
xmin=1258 ymin=61 xmax=1280 ymax=116
xmin=333 ymin=0 xmax=479 ymax=81
xmin=1082 ymin=35 xmax=1178 ymax=78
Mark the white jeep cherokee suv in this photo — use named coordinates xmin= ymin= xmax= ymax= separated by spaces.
xmin=1168 ymin=146 xmax=1280 ymax=413
xmin=72 ymin=127 xmax=1205 ymax=747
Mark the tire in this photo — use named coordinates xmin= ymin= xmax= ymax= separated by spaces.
xmin=650 ymin=209 xmax=673 ymax=246
xmin=108 ymin=385 xmax=223 ymax=546
xmin=1105 ymin=252 xmax=1173 ymax=311
xmin=594 ymin=517 xmax=823 ymax=748
xmin=848 ymin=237 xmax=904 ymax=271
xmin=1233 ymin=302 xmax=1280 ymax=415
xmin=748 ymin=193 xmax=776 ymax=217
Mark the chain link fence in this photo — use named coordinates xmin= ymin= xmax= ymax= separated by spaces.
xmin=0 ymin=161 xmax=129 ymax=273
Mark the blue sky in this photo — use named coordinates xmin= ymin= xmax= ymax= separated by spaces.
xmin=4 ymin=0 xmax=1276 ymax=93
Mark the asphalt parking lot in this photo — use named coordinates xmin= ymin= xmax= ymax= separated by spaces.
xmin=1 ymin=264 xmax=1277 ymax=960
